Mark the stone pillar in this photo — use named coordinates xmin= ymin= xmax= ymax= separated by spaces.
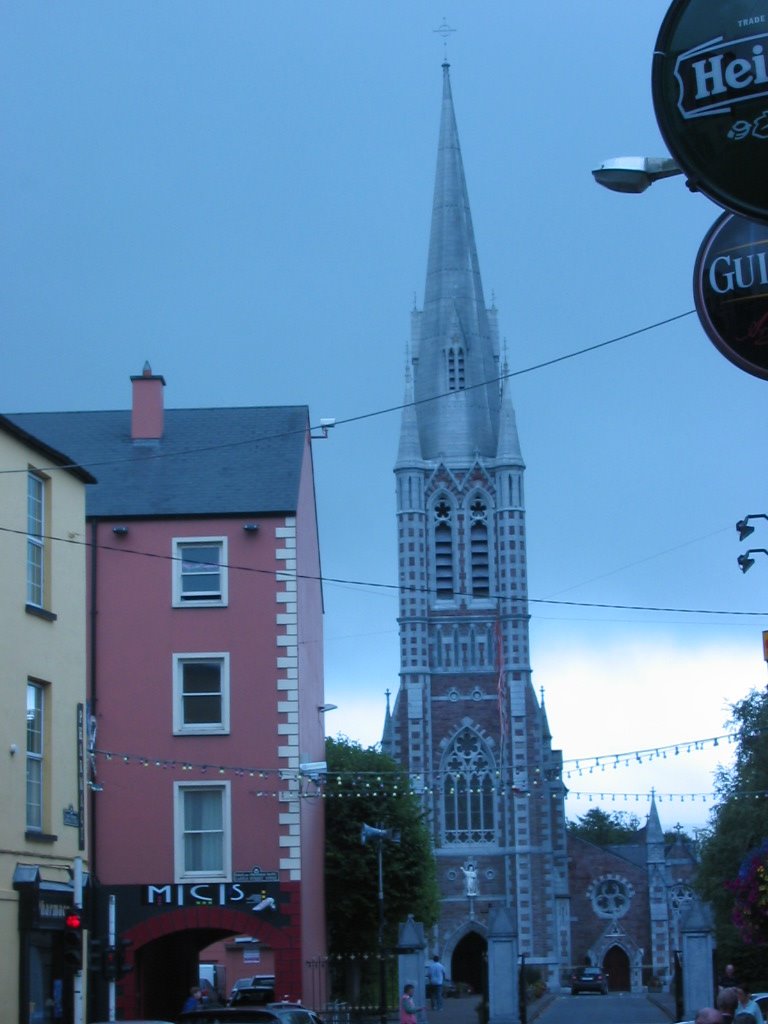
xmin=680 ymin=899 xmax=715 ymax=1020
xmin=488 ymin=906 xmax=519 ymax=1024
xmin=397 ymin=916 xmax=427 ymax=1017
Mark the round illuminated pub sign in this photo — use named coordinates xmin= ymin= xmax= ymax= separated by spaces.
xmin=653 ymin=0 xmax=768 ymax=223
xmin=694 ymin=211 xmax=768 ymax=379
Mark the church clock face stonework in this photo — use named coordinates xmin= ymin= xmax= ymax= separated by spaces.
xmin=385 ymin=63 xmax=571 ymax=988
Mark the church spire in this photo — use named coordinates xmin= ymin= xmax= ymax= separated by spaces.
xmin=496 ymin=344 xmax=524 ymax=466
xmin=395 ymin=359 xmax=422 ymax=469
xmin=413 ymin=62 xmax=500 ymax=462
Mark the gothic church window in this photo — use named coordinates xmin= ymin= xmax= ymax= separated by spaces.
xmin=442 ymin=726 xmax=496 ymax=845
xmin=433 ymin=497 xmax=454 ymax=599
xmin=447 ymin=345 xmax=465 ymax=391
xmin=469 ymin=496 xmax=490 ymax=598
xmin=669 ymin=882 xmax=694 ymax=914
xmin=587 ymin=875 xmax=634 ymax=919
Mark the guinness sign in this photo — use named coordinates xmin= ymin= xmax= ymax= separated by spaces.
xmin=653 ymin=1 xmax=768 ymax=222
xmin=693 ymin=211 xmax=768 ymax=379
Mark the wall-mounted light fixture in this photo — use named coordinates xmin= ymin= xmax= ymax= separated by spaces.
xmin=318 ymin=704 xmax=338 ymax=714
xmin=243 ymin=523 xmax=259 ymax=533
xmin=312 ymin=417 xmax=336 ymax=440
xmin=112 ymin=526 xmax=129 ymax=536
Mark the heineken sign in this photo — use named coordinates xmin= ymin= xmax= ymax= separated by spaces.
xmin=653 ymin=1 xmax=768 ymax=222
xmin=693 ymin=211 xmax=768 ymax=379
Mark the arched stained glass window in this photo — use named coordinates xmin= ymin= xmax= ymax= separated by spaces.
xmin=442 ymin=727 xmax=496 ymax=844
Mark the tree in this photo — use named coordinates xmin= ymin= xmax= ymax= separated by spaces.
xmin=325 ymin=737 xmax=439 ymax=1002
xmin=567 ymin=808 xmax=641 ymax=845
xmin=696 ymin=689 xmax=768 ymax=981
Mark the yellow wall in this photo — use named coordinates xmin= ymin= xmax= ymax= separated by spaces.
xmin=0 ymin=426 xmax=89 ymax=1003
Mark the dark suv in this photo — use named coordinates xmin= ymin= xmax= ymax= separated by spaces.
xmin=229 ymin=985 xmax=277 ymax=1007
xmin=570 ymin=967 xmax=608 ymax=995
xmin=177 ymin=1001 xmax=323 ymax=1024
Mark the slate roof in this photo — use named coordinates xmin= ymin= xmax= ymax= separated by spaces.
xmin=6 ymin=406 xmax=309 ymax=519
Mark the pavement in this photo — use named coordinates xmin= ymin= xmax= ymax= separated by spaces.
xmin=416 ymin=989 xmax=677 ymax=1024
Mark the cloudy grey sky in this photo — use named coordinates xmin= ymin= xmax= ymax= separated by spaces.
xmin=3 ymin=2 xmax=767 ymax=830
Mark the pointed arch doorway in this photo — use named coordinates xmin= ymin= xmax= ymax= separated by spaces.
xmin=603 ymin=944 xmax=630 ymax=991
xmin=450 ymin=931 xmax=487 ymax=996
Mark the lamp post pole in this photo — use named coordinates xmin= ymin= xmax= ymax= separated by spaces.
xmin=377 ymin=837 xmax=386 ymax=1024
xmin=361 ymin=822 xmax=399 ymax=1024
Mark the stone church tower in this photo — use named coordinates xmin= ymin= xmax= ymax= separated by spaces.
xmin=383 ymin=63 xmax=571 ymax=990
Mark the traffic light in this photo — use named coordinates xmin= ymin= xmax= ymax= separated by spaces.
xmin=102 ymin=945 xmax=118 ymax=981
xmin=116 ymin=938 xmax=133 ymax=978
xmin=88 ymin=937 xmax=104 ymax=974
xmin=63 ymin=911 xmax=83 ymax=971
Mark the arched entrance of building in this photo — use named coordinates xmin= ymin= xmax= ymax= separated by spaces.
xmin=450 ymin=931 xmax=487 ymax=997
xmin=603 ymin=945 xmax=630 ymax=991
xmin=108 ymin=907 xmax=295 ymax=1021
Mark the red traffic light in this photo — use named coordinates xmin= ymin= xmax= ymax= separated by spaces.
xmin=63 ymin=911 xmax=84 ymax=971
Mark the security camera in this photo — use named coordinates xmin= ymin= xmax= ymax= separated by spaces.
xmin=299 ymin=761 xmax=327 ymax=774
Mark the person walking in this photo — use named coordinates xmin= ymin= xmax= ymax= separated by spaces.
xmin=735 ymin=985 xmax=765 ymax=1024
xmin=719 ymin=987 xmax=739 ymax=1024
xmin=426 ymin=956 xmax=446 ymax=1011
xmin=400 ymin=983 xmax=423 ymax=1024
xmin=181 ymin=986 xmax=203 ymax=1012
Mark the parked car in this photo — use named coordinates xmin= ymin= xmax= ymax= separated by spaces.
xmin=570 ymin=967 xmax=608 ymax=995
xmin=754 ymin=994 xmax=768 ymax=1016
xmin=177 ymin=1002 xmax=323 ymax=1024
xmin=229 ymin=984 xmax=277 ymax=1007
xmin=229 ymin=976 xmax=276 ymax=1003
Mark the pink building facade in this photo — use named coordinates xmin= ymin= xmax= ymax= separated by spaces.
xmin=11 ymin=368 xmax=327 ymax=1021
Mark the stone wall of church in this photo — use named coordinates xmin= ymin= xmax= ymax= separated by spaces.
xmin=568 ymin=835 xmax=650 ymax=979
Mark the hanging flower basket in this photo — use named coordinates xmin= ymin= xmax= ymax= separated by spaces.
xmin=727 ymin=839 xmax=768 ymax=945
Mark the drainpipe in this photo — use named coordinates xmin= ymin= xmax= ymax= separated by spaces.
xmin=88 ymin=519 xmax=99 ymax=880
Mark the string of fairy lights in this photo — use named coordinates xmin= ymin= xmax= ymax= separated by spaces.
xmin=6 ymin=310 xmax=762 ymax=816
xmin=90 ymin=723 xmax=766 ymax=806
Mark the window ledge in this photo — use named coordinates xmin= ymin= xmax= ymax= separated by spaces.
xmin=172 ymin=602 xmax=226 ymax=610
xmin=25 ymin=830 xmax=58 ymax=844
xmin=25 ymin=604 xmax=57 ymax=622
xmin=174 ymin=728 xmax=230 ymax=737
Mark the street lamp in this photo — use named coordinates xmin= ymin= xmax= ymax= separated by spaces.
xmin=737 ymin=549 xmax=768 ymax=574
xmin=736 ymin=516 xmax=768 ymax=572
xmin=361 ymin=823 xmax=400 ymax=1024
xmin=736 ymin=514 xmax=768 ymax=542
xmin=592 ymin=156 xmax=685 ymax=194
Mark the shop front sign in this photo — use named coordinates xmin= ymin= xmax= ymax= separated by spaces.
xmin=653 ymin=1 xmax=768 ymax=222
xmin=693 ymin=210 xmax=768 ymax=378
xmin=142 ymin=880 xmax=279 ymax=909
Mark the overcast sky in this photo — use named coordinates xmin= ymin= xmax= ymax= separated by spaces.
xmin=3 ymin=2 xmax=767 ymax=831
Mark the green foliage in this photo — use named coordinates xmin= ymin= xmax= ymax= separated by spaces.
xmin=325 ymin=736 xmax=439 ymax=958
xmin=697 ymin=689 xmax=768 ymax=979
xmin=566 ymin=807 xmax=641 ymax=845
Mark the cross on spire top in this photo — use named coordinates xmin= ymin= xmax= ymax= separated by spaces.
xmin=433 ymin=18 xmax=456 ymax=60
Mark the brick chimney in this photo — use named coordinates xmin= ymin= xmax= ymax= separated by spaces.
xmin=130 ymin=362 xmax=166 ymax=440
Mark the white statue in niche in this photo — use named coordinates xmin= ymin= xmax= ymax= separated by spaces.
xmin=460 ymin=862 xmax=479 ymax=897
